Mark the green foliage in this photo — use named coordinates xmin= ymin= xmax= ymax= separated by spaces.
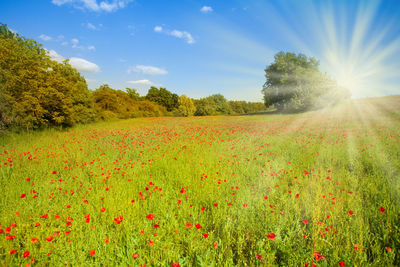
xmin=145 ymin=86 xmax=179 ymax=112
xmin=93 ymin=84 xmax=167 ymax=120
xmin=126 ymin=88 xmax=140 ymax=101
xmin=262 ymin=51 xmax=350 ymax=112
xmin=0 ymin=23 xmax=94 ymax=130
xmin=229 ymin=101 xmax=266 ymax=114
xmin=178 ymin=94 xmax=196 ymax=116
xmin=194 ymin=94 xmax=231 ymax=116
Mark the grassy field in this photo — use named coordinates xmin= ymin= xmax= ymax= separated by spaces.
xmin=1 ymin=96 xmax=400 ymax=266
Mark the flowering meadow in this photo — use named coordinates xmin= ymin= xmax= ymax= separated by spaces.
xmin=0 ymin=97 xmax=399 ymax=266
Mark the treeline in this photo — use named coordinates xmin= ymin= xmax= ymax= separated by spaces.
xmin=0 ymin=24 xmax=265 ymax=131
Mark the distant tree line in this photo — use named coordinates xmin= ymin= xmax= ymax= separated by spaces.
xmin=0 ymin=24 xmax=266 ymax=131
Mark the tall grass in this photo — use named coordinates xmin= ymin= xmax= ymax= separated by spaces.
xmin=1 ymin=97 xmax=399 ymax=266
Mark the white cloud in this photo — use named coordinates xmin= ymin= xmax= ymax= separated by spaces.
xmin=69 ymin=57 xmax=100 ymax=73
xmin=71 ymin=38 xmax=83 ymax=49
xmin=51 ymin=0 xmax=133 ymax=12
xmin=86 ymin=22 xmax=97 ymax=30
xmin=154 ymin=26 xmax=195 ymax=44
xmin=85 ymin=78 xmax=97 ymax=83
xmin=39 ymin=34 xmax=52 ymax=41
xmin=127 ymin=79 xmax=155 ymax=85
xmin=47 ymin=49 xmax=65 ymax=62
xmin=88 ymin=45 xmax=96 ymax=51
xmin=61 ymin=41 xmax=69 ymax=46
xmin=46 ymin=49 xmax=100 ymax=73
xmin=200 ymin=6 xmax=213 ymax=13
xmin=128 ymin=65 xmax=167 ymax=75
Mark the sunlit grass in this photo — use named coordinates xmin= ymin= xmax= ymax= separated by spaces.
xmin=0 ymin=96 xmax=399 ymax=266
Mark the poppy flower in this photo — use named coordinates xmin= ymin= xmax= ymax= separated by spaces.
xmin=379 ymin=207 xmax=386 ymax=212
xmin=31 ymin=238 xmax=39 ymax=243
xmin=302 ymin=219 xmax=308 ymax=224
xmin=195 ymin=224 xmax=202 ymax=229
xmin=20 ymin=194 xmax=26 ymax=198
xmin=348 ymin=210 xmax=354 ymax=215
xmin=132 ymin=253 xmax=139 ymax=259
xmin=203 ymin=233 xmax=209 ymax=238
xmin=9 ymin=249 xmax=17 ymax=255
xmin=386 ymin=247 xmax=392 ymax=252
xmin=100 ymin=208 xmax=105 ymax=212
xmin=89 ymin=249 xmax=95 ymax=256
xmin=146 ymin=214 xmax=155 ymax=220
xmin=171 ymin=263 xmax=180 ymax=267
xmin=339 ymin=262 xmax=345 ymax=266
xmin=256 ymin=254 xmax=262 ymax=260
xmin=23 ymin=251 xmax=30 ymax=258
xmin=5 ymin=235 xmax=15 ymax=240
xmin=46 ymin=236 xmax=53 ymax=242
xmin=267 ymin=233 xmax=276 ymax=241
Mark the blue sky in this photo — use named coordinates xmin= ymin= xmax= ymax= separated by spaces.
xmin=1 ymin=0 xmax=400 ymax=101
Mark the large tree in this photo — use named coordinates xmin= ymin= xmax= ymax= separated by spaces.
xmin=0 ymin=23 xmax=94 ymax=129
xmin=262 ymin=51 xmax=350 ymax=112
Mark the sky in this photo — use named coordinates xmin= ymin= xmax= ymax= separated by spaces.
xmin=1 ymin=0 xmax=400 ymax=101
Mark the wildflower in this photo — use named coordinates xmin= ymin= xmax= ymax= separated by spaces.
xmin=203 ymin=233 xmax=209 ymax=238
xmin=146 ymin=214 xmax=155 ymax=220
xmin=89 ymin=249 xmax=95 ymax=256
xmin=267 ymin=233 xmax=276 ymax=241
xmin=23 ymin=251 xmax=30 ymax=258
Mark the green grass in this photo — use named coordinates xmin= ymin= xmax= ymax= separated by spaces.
xmin=1 ymin=96 xmax=400 ymax=266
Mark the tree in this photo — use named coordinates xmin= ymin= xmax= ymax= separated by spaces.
xmin=178 ymin=95 xmax=196 ymax=116
xmin=262 ymin=51 xmax=350 ymax=112
xmin=145 ymin=87 xmax=179 ymax=112
xmin=126 ymin=88 xmax=140 ymax=101
xmin=0 ymin=23 xmax=95 ymax=129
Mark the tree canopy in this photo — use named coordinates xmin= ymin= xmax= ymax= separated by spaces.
xmin=262 ymin=51 xmax=350 ymax=112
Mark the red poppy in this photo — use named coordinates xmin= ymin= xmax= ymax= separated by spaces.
xmin=132 ymin=253 xmax=139 ymax=259
xmin=348 ymin=210 xmax=354 ymax=215
xmin=267 ymin=233 xmax=276 ymax=241
xmin=154 ymin=224 xmax=159 ymax=228
xmin=20 ymin=194 xmax=26 ymax=198
xmin=31 ymin=238 xmax=39 ymax=243
xmin=46 ymin=236 xmax=53 ymax=242
xmin=146 ymin=214 xmax=155 ymax=220
xmin=379 ymin=207 xmax=386 ymax=212
xmin=195 ymin=224 xmax=202 ymax=229
xmin=302 ymin=219 xmax=308 ymax=224
xmin=171 ymin=263 xmax=180 ymax=267
xmin=89 ymin=249 xmax=95 ymax=256
xmin=100 ymin=208 xmax=105 ymax=212
xmin=386 ymin=247 xmax=392 ymax=252
xmin=339 ymin=261 xmax=345 ymax=266
xmin=256 ymin=254 xmax=262 ymax=260
xmin=23 ymin=251 xmax=30 ymax=258
xmin=203 ymin=233 xmax=209 ymax=238
xmin=5 ymin=235 xmax=15 ymax=240
xmin=313 ymin=252 xmax=325 ymax=261
xmin=9 ymin=249 xmax=17 ymax=255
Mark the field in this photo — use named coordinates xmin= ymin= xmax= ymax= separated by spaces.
xmin=1 ymin=96 xmax=400 ymax=266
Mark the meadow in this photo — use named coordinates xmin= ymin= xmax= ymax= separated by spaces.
xmin=0 ymin=96 xmax=399 ymax=266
